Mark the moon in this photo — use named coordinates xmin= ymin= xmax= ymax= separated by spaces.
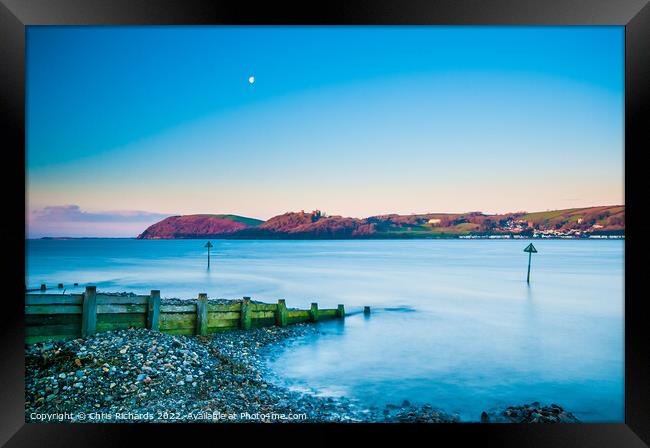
xmin=248 ymin=76 xmax=255 ymax=84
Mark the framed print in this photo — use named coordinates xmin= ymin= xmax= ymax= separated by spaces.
xmin=1 ymin=0 xmax=648 ymax=446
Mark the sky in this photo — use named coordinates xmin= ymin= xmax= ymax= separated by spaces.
xmin=26 ymin=26 xmax=624 ymax=237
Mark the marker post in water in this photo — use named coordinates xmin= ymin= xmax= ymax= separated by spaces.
xmin=205 ymin=241 xmax=214 ymax=269
xmin=523 ymin=243 xmax=538 ymax=283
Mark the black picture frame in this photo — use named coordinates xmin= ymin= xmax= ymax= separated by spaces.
xmin=1 ymin=0 xmax=648 ymax=446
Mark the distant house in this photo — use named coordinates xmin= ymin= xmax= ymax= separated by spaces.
xmin=428 ymin=218 xmax=442 ymax=225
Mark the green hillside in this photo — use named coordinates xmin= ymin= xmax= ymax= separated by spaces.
xmin=210 ymin=215 xmax=264 ymax=227
xmin=520 ymin=205 xmax=624 ymax=230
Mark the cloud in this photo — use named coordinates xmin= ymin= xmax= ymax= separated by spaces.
xmin=31 ymin=205 xmax=170 ymax=223
xmin=27 ymin=205 xmax=172 ymax=238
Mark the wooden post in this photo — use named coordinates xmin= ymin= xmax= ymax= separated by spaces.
xmin=40 ymin=283 xmax=46 ymax=292
xmin=336 ymin=304 xmax=345 ymax=318
xmin=240 ymin=297 xmax=252 ymax=330
xmin=148 ymin=290 xmax=161 ymax=331
xmin=57 ymin=283 xmax=64 ymax=289
xmin=523 ymin=243 xmax=537 ymax=284
xmin=276 ymin=299 xmax=288 ymax=327
xmin=81 ymin=286 xmax=97 ymax=337
xmin=197 ymin=293 xmax=208 ymax=336
xmin=364 ymin=306 xmax=371 ymax=316
xmin=205 ymin=241 xmax=213 ymax=269
xmin=310 ymin=302 xmax=319 ymax=322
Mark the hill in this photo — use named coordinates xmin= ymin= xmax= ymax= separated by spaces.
xmin=137 ymin=214 xmax=263 ymax=239
xmin=136 ymin=206 xmax=624 ymax=239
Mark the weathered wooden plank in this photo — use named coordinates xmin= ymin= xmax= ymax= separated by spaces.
xmin=251 ymin=310 xmax=275 ymax=319
xmin=287 ymin=317 xmax=309 ymax=325
xmin=25 ymin=294 xmax=68 ymax=299
xmin=97 ymin=313 xmax=148 ymax=325
xmin=240 ymin=297 xmax=252 ymax=330
xmin=25 ymin=305 xmax=82 ymax=315
xmin=208 ymin=319 xmax=240 ymax=329
xmin=159 ymin=313 xmax=195 ymax=323
xmin=207 ymin=303 xmax=241 ymax=312
xmin=148 ymin=290 xmax=161 ymax=331
xmin=96 ymin=320 xmax=146 ymax=332
xmin=25 ymin=323 xmax=82 ymax=337
xmin=96 ymin=304 xmax=147 ymax=314
xmin=319 ymin=309 xmax=337 ymax=318
xmin=207 ymin=312 xmax=240 ymax=323
xmin=251 ymin=317 xmax=276 ymax=328
xmin=159 ymin=313 xmax=196 ymax=330
xmin=287 ymin=310 xmax=309 ymax=318
xmin=96 ymin=312 xmax=146 ymax=331
xmin=160 ymin=304 xmax=196 ymax=313
xmin=25 ymin=294 xmax=83 ymax=305
xmin=250 ymin=303 xmax=277 ymax=311
xmin=96 ymin=295 xmax=149 ymax=305
xmin=25 ymin=314 xmax=81 ymax=326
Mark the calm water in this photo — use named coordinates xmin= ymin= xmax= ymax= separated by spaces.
xmin=26 ymin=239 xmax=624 ymax=422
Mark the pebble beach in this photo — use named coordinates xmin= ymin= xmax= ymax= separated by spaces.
xmin=25 ymin=322 xmax=579 ymax=423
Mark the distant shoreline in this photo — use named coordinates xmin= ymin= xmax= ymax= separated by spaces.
xmin=32 ymin=234 xmax=625 ymax=241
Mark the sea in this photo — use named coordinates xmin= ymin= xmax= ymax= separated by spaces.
xmin=26 ymin=238 xmax=624 ymax=422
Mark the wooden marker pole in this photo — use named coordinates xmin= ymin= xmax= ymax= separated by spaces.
xmin=204 ymin=241 xmax=213 ymax=269
xmin=523 ymin=243 xmax=538 ymax=284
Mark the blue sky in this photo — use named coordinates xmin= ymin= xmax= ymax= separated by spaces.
xmin=26 ymin=26 xmax=624 ymax=237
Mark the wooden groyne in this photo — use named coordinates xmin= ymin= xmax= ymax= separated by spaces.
xmin=25 ymin=286 xmax=345 ymax=344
